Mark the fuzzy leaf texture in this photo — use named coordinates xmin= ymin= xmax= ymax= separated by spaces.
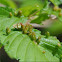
xmin=0 ymin=7 xmax=60 ymax=62
xmin=39 ymin=35 xmax=62 ymax=57
xmin=0 ymin=31 xmax=59 ymax=62
xmin=0 ymin=7 xmax=28 ymax=31
xmin=39 ymin=35 xmax=60 ymax=52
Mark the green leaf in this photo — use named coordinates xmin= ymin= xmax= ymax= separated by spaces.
xmin=40 ymin=2 xmax=62 ymax=22
xmin=61 ymin=42 xmax=62 ymax=46
xmin=0 ymin=0 xmax=16 ymax=9
xmin=0 ymin=31 xmax=59 ymax=62
xmin=0 ymin=7 xmax=28 ymax=31
xmin=30 ymin=1 xmax=50 ymax=24
xmin=0 ymin=7 xmax=60 ymax=62
xmin=19 ymin=5 xmax=40 ymax=17
xmin=50 ymin=0 xmax=61 ymax=6
xmin=56 ymin=46 xmax=62 ymax=58
xmin=31 ymin=13 xmax=49 ymax=24
xmin=0 ymin=7 xmax=15 ymax=15
xmin=0 ymin=43 xmax=3 ymax=49
xmin=32 ymin=29 xmax=41 ymax=38
xmin=18 ymin=0 xmax=47 ymax=16
xmin=47 ymin=21 xmax=62 ymax=36
xmin=39 ymin=35 xmax=61 ymax=53
xmin=39 ymin=35 xmax=62 ymax=62
xmin=0 ymin=16 xmax=27 ymax=31
xmin=21 ymin=0 xmax=43 ymax=7
xmin=0 ymin=7 xmax=9 ymax=16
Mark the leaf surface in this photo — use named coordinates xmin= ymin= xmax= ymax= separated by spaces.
xmin=0 ymin=31 xmax=59 ymax=62
xmin=0 ymin=0 xmax=16 ymax=8
xmin=0 ymin=7 xmax=60 ymax=62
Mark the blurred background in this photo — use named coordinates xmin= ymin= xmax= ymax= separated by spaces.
xmin=0 ymin=0 xmax=62 ymax=62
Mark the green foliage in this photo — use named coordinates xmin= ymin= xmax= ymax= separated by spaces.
xmin=39 ymin=35 xmax=62 ymax=60
xmin=0 ymin=7 xmax=28 ymax=31
xmin=0 ymin=43 xmax=3 ymax=49
xmin=47 ymin=21 xmax=62 ymax=36
xmin=56 ymin=46 xmax=62 ymax=59
xmin=21 ymin=0 xmax=42 ymax=7
xmin=31 ymin=13 xmax=49 ymax=24
xmin=0 ymin=31 xmax=59 ymax=62
xmin=19 ymin=6 xmax=40 ymax=17
xmin=0 ymin=0 xmax=16 ymax=8
xmin=50 ymin=0 xmax=62 ymax=6
xmin=39 ymin=35 xmax=61 ymax=53
xmin=1 ymin=0 xmax=62 ymax=24
xmin=0 ymin=0 xmax=62 ymax=24
xmin=30 ymin=0 xmax=62 ymax=24
xmin=0 ymin=7 xmax=15 ymax=16
xmin=0 ymin=7 xmax=61 ymax=62
xmin=18 ymin=0 xmax=48 ymax=17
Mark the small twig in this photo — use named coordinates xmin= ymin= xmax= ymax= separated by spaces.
xmin=30 ymin=18 xmax=56 ymax=28
xmin=28 ymin=10 xmax=40 ymax=19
